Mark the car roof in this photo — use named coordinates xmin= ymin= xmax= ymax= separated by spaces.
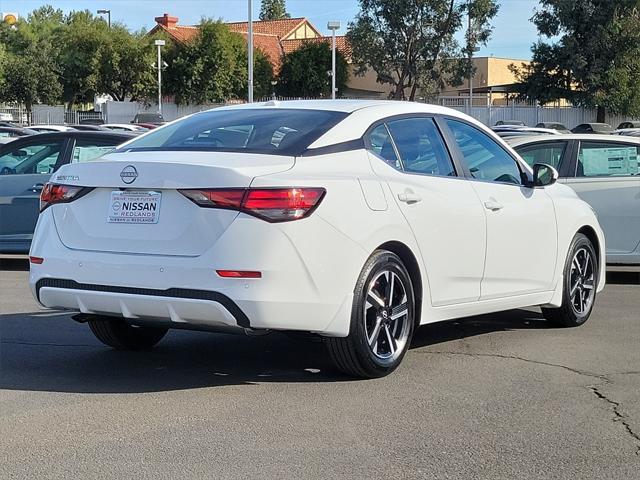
xmin=505 ymin=133 xmax=640 ymax=147
xmin=212 ymin=99 xmax=456 ymax=114
xmin=0 ymin=130 xmax=134 ymax=145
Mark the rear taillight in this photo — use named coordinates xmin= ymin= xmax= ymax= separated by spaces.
xmin=179 ymin=187 xmax=325 ymax=222
xmin=40 ymin=183 xmax=92 ymax=211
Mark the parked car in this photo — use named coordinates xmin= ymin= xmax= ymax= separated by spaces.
xmin=506 ymin=134 xmax=640 ymax=265
xmin=29 ymin=125 xmax=77 ymax=133
xmin=134 ymin=123 xmax=159 ymax=130
xmin=616 ymin=121 xmax=640 ymax=130
xmin=0 ymin=126 xmax=37 ymax=144
xmin=0 ymin=131 xmax=133 ymax=253
xmin=492 ymin=126 xmax=561 ymax=138
xmin=29 ymin=101 xmax=605 ymax=378
xmin=571 ymin=123 xmax=613 ymax=134
xmin=132 ymin=112 xmax=165 ymax=125
xmin=79 ymin=117 xmax=105 ymax=125
xmin=67 ymin=124 xmax=108 ymax=132
xmin=535 ymin=122 xmax=572 ymax=133
xmin=495 ymin=120 xmax=526 ymax=126
xmin=103 ymin=123 xmax=149 ymax=132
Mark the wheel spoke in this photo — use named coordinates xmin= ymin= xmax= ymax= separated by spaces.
xmin=582 ymin=252 xmax=590 ymax=276
xmin=368 ymin=317 xmax=383 ymax=346
xmin=387 ymin=272 xmax=395 ymax=307
xmin=384 ymin=324 xmax=397 ymax=354
xmin=572 ymin=256 xmax=582 ymax=275
xmin=570 ymin=278 xmax=580 ymax=298
xmin=391 ymin=302 xmax=408 ymax=320
xmin=367 ymin=291 xmax=385 ymax=308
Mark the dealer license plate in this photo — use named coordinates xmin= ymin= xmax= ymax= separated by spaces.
xmin=108 ymin=191 xmax=161 ymax=224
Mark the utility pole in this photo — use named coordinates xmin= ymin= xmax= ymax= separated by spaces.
xmin=327 ymin=21 xmax=341 ymax=100
xmin=248 ymin=0 xmax=254 ymax=102
xmin=97 ymin=9 xmax=111 ymax=28
xmin=155 ymin=39 xmax=165 ymax=115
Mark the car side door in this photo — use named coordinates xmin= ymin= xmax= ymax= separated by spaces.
xmin=564 ymin=140 xmax=640 ymax=260
xmin=0 ymin=137 xmax=69 ymax=250
xmin=366 ymin=115 xmax=486 ymax=307
xmin=443 ymin=118 xmax=558 ymax=300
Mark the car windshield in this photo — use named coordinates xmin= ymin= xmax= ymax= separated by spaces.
xmin=116 ymin=109 xmax=348 ymax=156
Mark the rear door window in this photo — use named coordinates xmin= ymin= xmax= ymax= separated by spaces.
xmin=386 ymin=117 xmax=455 ymax=176
xmin=515 ymin=141 xmax=568 ymax=171
xmin=577 ymin=142 xmax=640 ymax=177
xmin=0 ymin=141 xmax=65 ymax=175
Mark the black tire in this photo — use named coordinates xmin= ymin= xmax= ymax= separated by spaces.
xmin=542 ymin=233 xmax=598 ymax=327
xmin=326 ymin=250 xmax=416 ymax=378
xmin=88 ymin=317 xmax=168 ymax=350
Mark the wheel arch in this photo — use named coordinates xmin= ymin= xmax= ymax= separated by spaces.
xmin=377 ymin=240 xmax=423 ymax=326
xmin=577 ymin=225 xmax=601 ymax=265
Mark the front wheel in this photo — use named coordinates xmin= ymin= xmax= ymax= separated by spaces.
xmin=88 ymin=317 xmax=168 ymax=350
xmin=326 ymin=250 xmax=415 ymax=378
xmin=542 ymin=233 xmax=598 ymax=327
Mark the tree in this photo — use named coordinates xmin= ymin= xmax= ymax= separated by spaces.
xmin=277 ymin=41 xmax=349 ymax=97
xmin=97 ymin=28 xmax=156 ymax=101
xmin=347 ymin=0 xmax=498 ymax=100
xmin=57 ymin=10 xmax=110 ymax=106
xmin=164 ymin=20 xmax=254 ymax=104
xmin=259 ymin=0 xmax=291 ymax=20
xmin=512 ymin=0 xmax=640 ymax=121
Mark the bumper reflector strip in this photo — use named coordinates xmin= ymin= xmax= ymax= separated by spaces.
xmin=29 ymin=256 xmax=44 ymax=264
xmin=216 ymin=270 xmax=262 ymax=279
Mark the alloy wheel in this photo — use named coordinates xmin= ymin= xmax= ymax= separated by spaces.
xmin=569 ymin=247 xmax=596 ymax=315
xmin=364 ymin=269 xmax=412 ymax=364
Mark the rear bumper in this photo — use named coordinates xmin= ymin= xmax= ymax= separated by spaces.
xmin=29 ymin=209 xmax=367 ymax=337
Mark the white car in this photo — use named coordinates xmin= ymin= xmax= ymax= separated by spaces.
xmin=29 ymin=100 xmax=606 ymax=378
xmin=102 ymin=124 xmax=149 ymax=132
xmin=29 ymin=125 xmax=77 ymax=133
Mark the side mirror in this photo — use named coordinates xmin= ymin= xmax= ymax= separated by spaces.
xmin=533 ymin=163 xmax=559 ymax=187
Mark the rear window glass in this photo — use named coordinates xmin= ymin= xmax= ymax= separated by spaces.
xmin=117 ymin=109 xmax=348 ymax=156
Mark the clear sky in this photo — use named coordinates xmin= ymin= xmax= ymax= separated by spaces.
xmin=2 ymin=0 xmax=541 ymax=59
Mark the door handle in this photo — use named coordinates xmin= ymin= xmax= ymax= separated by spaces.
xmin=484 ymin=199 xmax=504 ymax=211
xmin=30 ymin=183 xmax=45 ymax=193
xmin=398 ymin=192 xmax=422 ymax=204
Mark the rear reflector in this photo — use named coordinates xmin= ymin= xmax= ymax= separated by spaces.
xmin=216 ymin=270 xmax=262 ymax=279
xmin=40 ymin=183 xmax=92 ymax=211
xmin=180 ymin=187 xmax=325 ymax=222
xmin=29 ymin=256 xmax=44 ymax=264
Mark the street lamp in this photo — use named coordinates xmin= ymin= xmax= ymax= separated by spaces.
xmin=248 ymin=0 xmax=254 ymax=102
xmin=97 ymin=9 xmax=111 ymax=28
xmin=327 ymin=21 xmax=341 ymax=100
xmin=270 ymin=80 xmax=278 ymax=100
xmin=154 ymin=39 xmax=166 ymax=115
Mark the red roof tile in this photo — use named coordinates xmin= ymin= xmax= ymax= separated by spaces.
xmin=226 ymin=17 xmax=319 ymax=39
xmin=281 ymin=36 xmax=352 ymax=59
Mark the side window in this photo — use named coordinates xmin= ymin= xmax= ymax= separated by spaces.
xmin=515 ymin=141 xmax=567 ymax=170
xmin=577 ymin=142 xmax=640 ymax=177
xmin=0 ymin=141 xmax=64 ymax=175
xmin=386 ymin=117 xmax=455 ymax=176
xmin=71 ymin=139 xmax=118 ymax=164
xmin=446 ymin=119 xmax=522 ymax=185
xmin=367 ymin=123 xmax=400 ymax=169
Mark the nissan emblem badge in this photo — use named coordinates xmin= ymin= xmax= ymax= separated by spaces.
xmin=120 ymin=165 xmax=138 ymax=184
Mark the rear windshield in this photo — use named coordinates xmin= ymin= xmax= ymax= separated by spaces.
xmin=116 ymin=109 xmax=348 ymax=156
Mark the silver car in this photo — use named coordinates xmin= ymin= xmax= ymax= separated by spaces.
xmin=507 ymin=134 xmax=640 ymax=265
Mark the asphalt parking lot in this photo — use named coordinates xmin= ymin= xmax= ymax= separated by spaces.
xmin=1 ymin=259 xmax=639 ymax=479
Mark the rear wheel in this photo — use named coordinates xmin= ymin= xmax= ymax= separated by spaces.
xmin=326 ymin=250 xmax=415 ymax=378
xmin=542 ymin=233 xmax=598 ymax=327
xmin=88 ymin=317 xmax=168 ymax=350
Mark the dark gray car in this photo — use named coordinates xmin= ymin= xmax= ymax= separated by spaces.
xmin=506 ymin=134 xmax=640 ymax=265
xmin=0 ymin=131 xmax=133 ymax=253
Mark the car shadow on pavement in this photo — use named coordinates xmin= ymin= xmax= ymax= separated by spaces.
xmin=1 ymin=307 xmax=554 ymax=394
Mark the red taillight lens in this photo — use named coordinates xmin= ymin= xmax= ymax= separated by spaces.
xmin=40 ymin=183 xmax=90 ymax=211
xmin=179 ymin=187 xmax=325 ymax=222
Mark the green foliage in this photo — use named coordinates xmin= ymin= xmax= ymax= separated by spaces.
xmin=163 ymin=20 xmax=271 ymax=104
xmin=259 ymin=0 xmax=291 ymax=21
xmin=277 ymin=41 xmax=349 ymax=97
xmin=513 ymin=0 xmax=640 ymax=117
xmin=347 ymin=0 xmax=498 ymax=100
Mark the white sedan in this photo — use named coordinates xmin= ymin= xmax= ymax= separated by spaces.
xmin=29 ymin=101 xmax=606 ymax=378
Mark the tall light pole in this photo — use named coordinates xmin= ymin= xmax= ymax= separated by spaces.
xmin=155 ymin=39 xmax=165 ymax=115
xmin=97 ymin=9 xmax=111 ymax=28
xmin=248 ymin=0 xmax=254 ymax=102
xmin=327 ymin=21 xmax=341 ymax=100
xmin=467 ymin=2 xmax=480 ymax=112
